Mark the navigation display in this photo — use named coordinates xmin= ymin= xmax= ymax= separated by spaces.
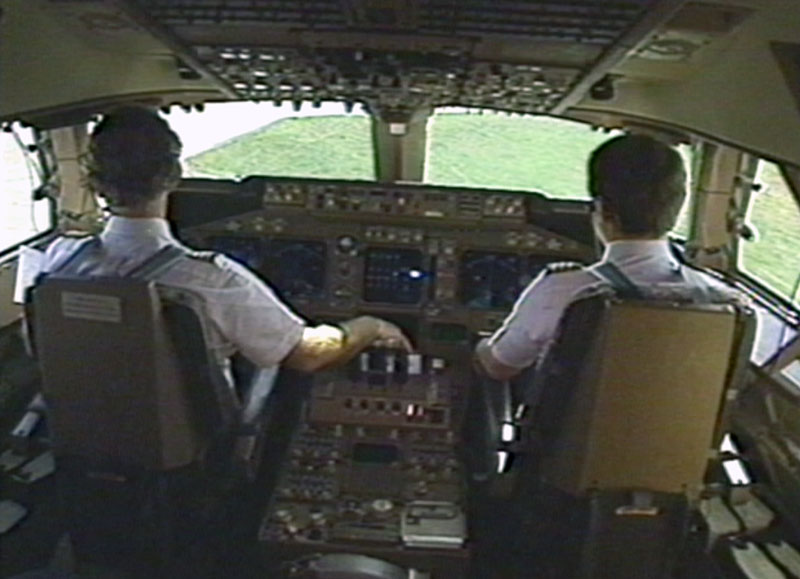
xmin=459 ymin=251 xmax=526 ymax=310
xmin=363 ymin=248 xmax=425 ymax=304
xmin=262 ymin=239 xmax=327 ymax=299
xmin=208 ymin=236 xmax=262 ymax=270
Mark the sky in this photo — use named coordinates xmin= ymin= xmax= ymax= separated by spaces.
xmin=166 ymin=101 xmax=366 ymax=159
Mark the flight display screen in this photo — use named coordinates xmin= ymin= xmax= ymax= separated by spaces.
xmin=459 ymin=251 xmax=528 ymax=310
xmin=208 ymin=236 xmax=263 ymax=270
xmin=363 ymin=248 xmax=425 ymax=304
xmin=352 ymin=443 xmax=400 ymax=464
xmin=261 ymin=239 xmax=327 ymax=299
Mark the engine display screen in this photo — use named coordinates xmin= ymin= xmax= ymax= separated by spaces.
xmin=459 ymin=251 xmax=527 ymax=310
xmin=352 ymin=443 xmax=400 ymax=464
xmin=363 ymin=248 xmax=425 ymax=305
xmin=262 ymin=239 xmax=327 ymax=299
xmin=208 ymin=236 xmax=262 ymax=270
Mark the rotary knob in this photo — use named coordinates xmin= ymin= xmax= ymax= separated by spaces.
xmin=371 ymin=499 xmax=394 ymax=513
xmin=337 ymin=235 xmax=357 ymax=253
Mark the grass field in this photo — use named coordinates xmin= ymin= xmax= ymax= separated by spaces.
xmin=187 ymin=113 xmax=800 ymax=303
xmin=741 ymin=162 xmax=800 ymax=300
xmin=187 ymin=113 xmax=613 ymax=198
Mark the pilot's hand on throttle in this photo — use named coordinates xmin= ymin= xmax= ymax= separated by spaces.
xmin=373 ymin=319 xmax=414 ymax=352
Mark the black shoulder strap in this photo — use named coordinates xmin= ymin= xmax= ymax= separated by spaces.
xmin=48 ymin=235 xmax=186 ymax=283
xmin=50 ymin=236 xmax=101 ymax=275
xmin=126 ymin=245 xmax=187 ymax=281
xmin=591 ymin=262 xmax=645 ymax=299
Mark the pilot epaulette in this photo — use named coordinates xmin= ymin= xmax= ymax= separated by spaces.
xmin=61 ymin=230 xmax=94 ymax=238
xmin=184 ymin=249 xmax=220 ymax=264
xmin=544 ymin=261 xmax=584 ymax=275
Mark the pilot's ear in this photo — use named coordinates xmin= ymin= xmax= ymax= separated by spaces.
xmin=167 ymin=157 xmax=182 ymax=189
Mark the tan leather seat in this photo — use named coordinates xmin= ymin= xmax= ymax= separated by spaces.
xmin=494 ymin=295 xmax=756 ymax=578
xmin=536 ymin=297 xmax=755 ymax=498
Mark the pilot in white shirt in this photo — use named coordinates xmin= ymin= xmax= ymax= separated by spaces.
xmin=42 ymin=106 xmax=411 ymax=373
xmin=43 ymin=216 xmax=309 ymax=368
xmin=475 ymin=134 xmax=741 ymax=380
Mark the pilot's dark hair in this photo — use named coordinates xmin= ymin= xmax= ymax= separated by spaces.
xmin=588 ymin=134 xmax=686 ymax=237
xmin=85 ymin=106 xmax=182 ymax=208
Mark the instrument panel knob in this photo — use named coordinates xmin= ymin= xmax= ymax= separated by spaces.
xmin=371 ymin=499 xmax=394 ymax=513
xmin=337 ymin=235 xmax=357 ymax=253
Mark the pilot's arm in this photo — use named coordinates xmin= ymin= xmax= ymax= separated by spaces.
xmin=284 ymin=317 xmax=411 ymax=373
xmin=474 ymin=267 xmax=585 ymax=381
xmin=206 ymin=256 xmax=410 ymax=373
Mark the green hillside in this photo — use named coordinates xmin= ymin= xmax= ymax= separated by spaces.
xmin=740 ymin=162 xmax=800 ymax=300
xmin=187 ymin=113 xmax=613 ymax=199
xmin=187 ymin=115 xmax=374 ymax=181
xmin=427 ymin=114 xmax=608 ymax=197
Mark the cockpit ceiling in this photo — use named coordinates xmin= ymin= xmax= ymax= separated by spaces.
xmin=4 ymin=0 xmax=800 ymax=165
xmin=143 ymin=0 xmax=650 ymax=39
xmin=129 ymin=0 xmax=662 ymax=114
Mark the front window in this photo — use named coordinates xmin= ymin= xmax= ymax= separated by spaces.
xmin=425 ymin=112 xmax=604 ymax=199
xmin=425 ymin=111 xmax=694 ymax=237
xmin=168 ymin=102 xmax=373 ymax=181
xmin=0 ymin=127 xmax=52 ymax=253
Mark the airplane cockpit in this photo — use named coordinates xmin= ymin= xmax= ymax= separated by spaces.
xmin=2 ymin=1 xmax=800 ymax=578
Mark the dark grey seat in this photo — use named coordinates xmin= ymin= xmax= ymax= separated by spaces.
xmin=27 ymin=275 xmax=276 ymax=574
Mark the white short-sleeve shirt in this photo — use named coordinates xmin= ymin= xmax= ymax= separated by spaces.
xmin=486 ymin=239 xmax=742 ymax=370
xmin=43 ymin=217 xmax=306 ymax=368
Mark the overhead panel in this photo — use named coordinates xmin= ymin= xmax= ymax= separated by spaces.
xmin=129 ymin=0 xmax=661 ymax=114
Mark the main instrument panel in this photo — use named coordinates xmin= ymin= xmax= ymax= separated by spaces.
xmin=175 ymin=176 xmax=595 ymax=344
xmin=173 ymin=176 xmax=593 ymax=576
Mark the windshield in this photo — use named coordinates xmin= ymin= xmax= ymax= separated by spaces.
xmin=167 ymin=103 xmax=692 ymax=235
xmin=169 ymin=102 xmax=372 ymax=181
xmin=425 ymin=111 xmax=609 ymax=199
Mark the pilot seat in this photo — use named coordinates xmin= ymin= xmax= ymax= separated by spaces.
xmin=471 ymin=285 xmax=755 ymax=578
xmin=26 ymin=244 xmax=280 ymax=575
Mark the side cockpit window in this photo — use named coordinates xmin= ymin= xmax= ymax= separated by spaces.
xmin=0 ymin=127 xmax=53 ymax=254
xmin=739 ymin=160 xmax=800 ymax=307
xmin=738 ymin=160 xmax=800 ymax=373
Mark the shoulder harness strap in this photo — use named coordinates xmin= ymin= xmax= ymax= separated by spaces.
xmin=591 ymin=261 xmax=645 ymax=299
xmin=48 ymin=237 xmax=189 ymax=283
xmin=50 ymin=236 xmax=102 ymax=275
xmin=126 ymin=245 xmax=187 ymax=281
